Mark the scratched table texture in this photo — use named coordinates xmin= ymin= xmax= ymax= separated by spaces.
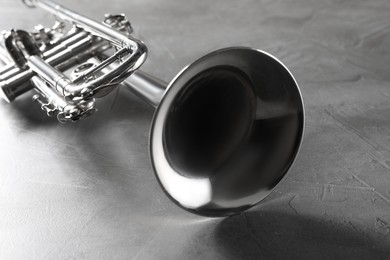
xmin=0 ymin=0 xmax=390 ymax=259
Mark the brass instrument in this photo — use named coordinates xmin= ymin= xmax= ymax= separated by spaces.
xmin=0 ymin=0 xmax=304 ymax=216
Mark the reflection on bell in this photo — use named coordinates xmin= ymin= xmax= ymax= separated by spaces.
xmin=125 ymin=47 xmax=304 ymax=216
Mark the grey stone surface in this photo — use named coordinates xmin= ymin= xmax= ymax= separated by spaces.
xmin=1 ymin=0 xmax=390 ymax=259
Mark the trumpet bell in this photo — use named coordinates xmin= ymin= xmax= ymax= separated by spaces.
xmin=150 ymin=47 xmax=304 ymax=216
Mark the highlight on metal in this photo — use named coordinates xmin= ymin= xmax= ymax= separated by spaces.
xmin=0 ymin=0 xmax=304 ymax=216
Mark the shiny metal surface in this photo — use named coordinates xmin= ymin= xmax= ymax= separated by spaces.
xmin=123 ymin=70 xmax=166 ymax=107
xmin=1 ymin=0 xmax=147 ymax=120
xmin=1 ymin=0 xmax=390 ymax=258
xmin=0 ymin=1 xmax=304 ymax=216
xmin=122 ymin=47 xmax=304 ymax=216
xmin=149 ymin=47 xmax=304 ymax=216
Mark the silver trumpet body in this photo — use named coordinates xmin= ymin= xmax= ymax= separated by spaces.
xmin=0 ymin=0 xmax=304 ymax=216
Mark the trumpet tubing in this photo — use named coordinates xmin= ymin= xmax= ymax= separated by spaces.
xmin=0 ymin=0 xmax=304 ymax=216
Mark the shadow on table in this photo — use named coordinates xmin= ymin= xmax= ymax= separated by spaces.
xmin=213 ymin=209 xmax=390 ymax=260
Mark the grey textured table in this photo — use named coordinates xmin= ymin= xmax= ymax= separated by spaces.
xmin=1 ymin=0 xmax=390 ymax=259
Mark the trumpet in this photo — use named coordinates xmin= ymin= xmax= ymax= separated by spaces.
xmin=0 ymin=0 xmax=304 ymax=216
